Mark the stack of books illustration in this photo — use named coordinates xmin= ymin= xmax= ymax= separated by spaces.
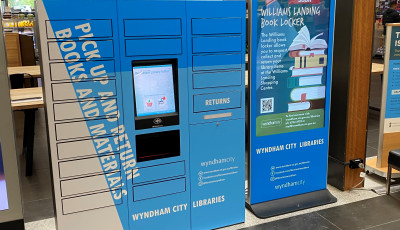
xmin=287 ymin=26 xmax=327 ymax=112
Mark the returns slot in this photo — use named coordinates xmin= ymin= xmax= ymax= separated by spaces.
xmin=194 ymin=91 xmax=242 ymax=113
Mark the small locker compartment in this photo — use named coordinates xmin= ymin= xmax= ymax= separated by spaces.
xmin=189 ymin=119 xmax=245 ymax=230
xmin=192 ymin=36 xmax=242 ymax=54
xmin=48 ymin=40 xmax=115 ymax=61
xmin=133 ymin=161 xmax=185 ymax=185
xmin=46 ymin=19 xmax=113 ymax=39
xmin=193 ymin=70 xmax=242 ymax=89
xmin=192 ymin=18 xmax=242 ymax=35
xmin=50 ymin=60 xmax=116 ymax=81
xmin=192 ymin=53 xmax=242 ymax=72
xmin=125 ymin=38 xmax=182 ymax=56
xmin=52 ymin=80 xmax=117 ymax=101
xmin=124 ymin=19 xmax=182 ymax=37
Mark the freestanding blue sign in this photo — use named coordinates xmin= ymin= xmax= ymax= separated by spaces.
xmin=367 ymin=25 xmax=400 ymax=174
xmin=248 ymin=0 xmax=337 ymax=217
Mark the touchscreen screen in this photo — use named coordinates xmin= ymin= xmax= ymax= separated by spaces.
xmin=0 ymin=140 xmax=8 ymax=211
xmin=133 ymin=64 xmax=176 ymax=117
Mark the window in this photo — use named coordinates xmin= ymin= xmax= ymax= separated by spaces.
xmin=8 ymin=0 xmax=34 ymax=12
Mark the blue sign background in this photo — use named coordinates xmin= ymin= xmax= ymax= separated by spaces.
xmin=386 ymin=26 xmax=400 ymax=119
xmin=249 ymin=0 xmax=336 ymax=205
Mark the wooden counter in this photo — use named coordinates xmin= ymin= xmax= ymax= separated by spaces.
xmin=10 ymin=87 xmax=44 ymax=110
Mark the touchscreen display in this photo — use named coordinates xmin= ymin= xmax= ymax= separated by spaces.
xmin=133 ymin=64 xmax=176 ymax=117
xmin=0 ymin=140 xmax=9 ymax=211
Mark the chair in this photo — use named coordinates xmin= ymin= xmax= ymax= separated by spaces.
xmin=386 ymin=149 xmax=400 ymax=194
xmin=9 ymin=74 xmax=24 ymax=89
xmin=5 ymin=33 xmax=22 ymax=67
xmin=19 ymin=34 xmax=36 ymax=66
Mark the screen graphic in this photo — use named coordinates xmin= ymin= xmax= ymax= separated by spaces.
xmin=133 ymin=64 xmax=177 ymax=117
xmin=0 ymin=140 xmax=8 ymax=211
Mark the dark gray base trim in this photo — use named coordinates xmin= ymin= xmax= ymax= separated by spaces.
xmin=0 ymin=219 xmax=24 ymax=230
xmin=328 ymin=156 xmax=345 ymax=191
xmin=246 ymin=189 xmax=337 ymax=219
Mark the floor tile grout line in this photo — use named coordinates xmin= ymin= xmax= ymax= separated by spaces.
xmin=361 ymin=218 xmax=400 ymax=230
xmin=316 ymin=212 xmax=344 ymax=230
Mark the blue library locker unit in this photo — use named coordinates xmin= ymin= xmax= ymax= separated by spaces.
xmin=37 ymin=0 xmax=246 ymax=229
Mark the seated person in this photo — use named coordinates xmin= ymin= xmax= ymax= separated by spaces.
xmin=383 ymin=1 xmax=400 ymax=35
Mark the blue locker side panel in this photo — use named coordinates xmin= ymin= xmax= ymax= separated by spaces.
xmin=186 ymin=1 xmax=246 ymax=229
xmin=37 ymin=0 xmax=129 ymax=229
xmin=189 ymin=120 xmax=245 ymax=230
xmin=116 ymin=1 xmax=191 ymax=230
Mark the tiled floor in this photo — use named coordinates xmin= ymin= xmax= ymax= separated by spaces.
xmin=15 ymin=60 xmax=397 ymax=229
xmin=14 ymin=109 xmax=54 ymax=223
xmin=22 ymin=180 xmax=393 ymax=230
xmin=241 ymin=193 xmax=400 ymax=230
